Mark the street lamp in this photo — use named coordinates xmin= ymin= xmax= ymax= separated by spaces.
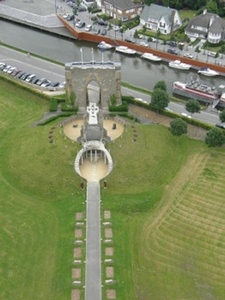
xmin=55 ymin=0 xmax=57 ymax=13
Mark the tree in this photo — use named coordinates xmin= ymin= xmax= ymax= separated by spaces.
xmin=154 ymin=80 xmax=167 ymax=92
xmin=120 ymin=27 xmax=124 ymax=40
xmin=142 ymin=24 xmax=147 ymax=33
xmin=151 ymin=88 xmax=169 ymax=112
xmin=108 ymin=23 xmax=113 ymax=36
xmin=205 ymin=128 xmax=225 ymax=147
xmin=219 ymin=109 xmax=225 ymax=122
xmin=185 ymin=99 xmax=200 ymax=114
xmin=170 ymin=118 xmax=187 ymax=136
xmin=206 ymin=0 xmax=219 ymax=14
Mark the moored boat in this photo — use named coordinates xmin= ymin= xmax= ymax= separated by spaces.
xmin=173 ymin=80 xmax=220 ymax=104
xmin=115 ymin=46 xmax=136 ymax=55
xmin=198 ymin=67 xmax=219 ymax=77
xmin=97 ymin=41 xmax=113 ymax=50
xmin=168 ymin=60 xmax=191 ymax=70
xmin=141 ymin=52 xmax=161 ymax=62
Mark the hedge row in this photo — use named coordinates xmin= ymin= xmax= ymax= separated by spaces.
xmin=109 ymin=102 xmax=128 ymax=112
xmin=38 ymin=112 xmax=76 ymax=126
xmin=0 ymin=74 xmax=50 ymax=101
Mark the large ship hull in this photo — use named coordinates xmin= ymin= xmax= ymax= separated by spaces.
xmin=173 ymin=81 xmax=225 ymax=108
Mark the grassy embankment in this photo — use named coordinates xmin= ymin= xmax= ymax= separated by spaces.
xmin=1 ymin=78 xmax=225 ymax=299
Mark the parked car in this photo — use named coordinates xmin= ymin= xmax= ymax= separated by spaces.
xmin=3 ymin=65 xmax=12 ymax=72
xmin=168 ymin=41 xmax=177 ymax=47
xmin=101 ymin=29 xmax=107 ymax=36
xmin=85 ymin=24 xmax=92 ymax=32
xmin=20 ymin=72 xmax=31 ymax=80
xmin=78 ymin=6 xmax=87 ymax=12
xmin=181 ymin=112 xmax=192 ymax=118
xmin=48 ymin=81 xmax=60 ymax=91
xmin=113 ymin=25 xmax=120 ymax=31
xmin=63 ymin=13 xmax=70 ymax=19
xmin=208 ymin=51 xmax=216 ymax=57
xmin=215 ymin=123 xmax=225 ymax=129
xmin=15 ymin=71 xmax=26 ymax=79
xmin=7 ymin=66 xmax=17 ymax=74
xmin=125 ymin=38 xmax=135 ymax=43
xmin=36 ymin=77 xmax=47 ymax=85
xmin=95 ymin=29 xmax=100 ymax=35
xmin=66 ymin=14 xmax=74 ymax=21
xmin=31 ymin=76 xmax=39 ymax=84
xmin=76 ymin=21 xmax=85 ymax=28
xmin=0 ymin=62 xmax=6 ymax=70
xmin=59 ymin=81 xmax=66 ymax=88
xmin=41 ymin=80 xmax=51 ymax=87
xmin=11 ymin=68 xmax=21 ymax=77
xmin=97 ymin=20 xmax=107 ymax=26
xmin=140 ymin=41 xmax=148 ymax=47
xmin=183 ymin=52 xmax=193 ymax=59
xmin=167 ymin=48 xmax=178 ymax=55
xmin=25 ymin=74 xmax=36 ymax=82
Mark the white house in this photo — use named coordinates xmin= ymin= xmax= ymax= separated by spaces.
xmin=140 ymin=4 xmax=182 ymax=35
xmin=82 ymin=0 xmax=95 ymax=8
xmin=95 ymin=0 xmax=102 ymax=8
xmin=185 ymin=9 xmax=225 ymax=44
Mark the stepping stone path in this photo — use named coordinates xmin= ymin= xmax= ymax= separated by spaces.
xmin=103 ymin=210 xmax=116 ymax=299
xmin=71 ymin=212 xmax=85 ymax=300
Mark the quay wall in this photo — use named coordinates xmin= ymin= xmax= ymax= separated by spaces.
xmin=59 ymin=15 xmax=225 ymax=74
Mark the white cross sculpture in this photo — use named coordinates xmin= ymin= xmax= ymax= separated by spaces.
xmin=87 ymin=102 xmax=99 ymax=125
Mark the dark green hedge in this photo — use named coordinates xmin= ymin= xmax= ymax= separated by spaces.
xmin=109 ymin=101 xmax=128 ymax=112
xmin=61 ymin=102 xmax=78 ymax=112
xmin=50 ymin=99 xmax=58 ymax=112
xmin=38 ymin=112 xmax=76 ymax=126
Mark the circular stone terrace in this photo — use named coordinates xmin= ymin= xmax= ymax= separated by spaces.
xmin=63 ymin=117 xmax=125 ymax=182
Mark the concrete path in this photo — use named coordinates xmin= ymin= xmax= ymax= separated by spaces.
xmin=85 ymin=181 xmax=101 ymax=300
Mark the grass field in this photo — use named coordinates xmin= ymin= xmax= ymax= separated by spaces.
xmin=1 ymin=78 xmax=225 ymax=300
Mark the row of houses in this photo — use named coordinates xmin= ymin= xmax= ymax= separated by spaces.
xmin=83 ymin=0 xmax=225 ymax=44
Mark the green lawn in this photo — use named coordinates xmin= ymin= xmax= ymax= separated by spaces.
xmin=179 ymin=10 xmax=197 ymax=21
xmin=1 ymin=77 xmax=225 ymax=299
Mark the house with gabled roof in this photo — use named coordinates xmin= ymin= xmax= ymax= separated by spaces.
xmin=185 ymin=9 xmax=225 ymax=44
xmin=102 ymin=0 xmax=143 ymax=22
xmin=140 ymin=4 xmax=182 ymax=35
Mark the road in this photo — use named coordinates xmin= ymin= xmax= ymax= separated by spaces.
xmin=121 ymin=87 xmax=220 ymax=125
xmin=0 ymin=44 xmax=220 ymax=125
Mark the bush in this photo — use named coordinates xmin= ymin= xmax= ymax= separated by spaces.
xmin=49 ymin=99 xmax=58 ymax=112
xmin=61 ymin=102 xmax=78 ymax=112
xmin=109 ymin=103 xmax=128 ymax=112
xmin=204 ymin=40 xmax=225 ymax=48
xmin=38 ymin=112 xmax=76 ymax=126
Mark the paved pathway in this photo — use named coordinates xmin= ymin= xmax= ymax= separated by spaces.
xmin=85 ymin=181 xmax=101 ymax=300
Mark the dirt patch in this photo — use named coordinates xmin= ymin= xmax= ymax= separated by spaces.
xmin=104 ymin=210 xmax=111 ymax=219
xmin=106 ymin=289 xmax=116 ymax=299
xmin=71 ymin=289 xmax=80 ymax=300
xmin=129 ymin=105 xmax=207 ymax=141
xmin=75 ymin=229 xmax=82 ymax=238
xmin=72 ymin=268 xmax=81 ymax=279
xmin=105 ymin=247 xmax=114 ymax=256
xmin=73 ymin=247 xmax=82 ymax=258
xmin=105 ymin=228 xmax=113 ymax=238
xmin=63 ymin=119 xmax=124 ymax=141
xmin=75 ymin=212 xmax=83 ymax=220
xmin=106 ymin=266 xmax=114 ymax=278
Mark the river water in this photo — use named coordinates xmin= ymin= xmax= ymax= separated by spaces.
xmin=0 ymin=20 xmax=224 ymax=94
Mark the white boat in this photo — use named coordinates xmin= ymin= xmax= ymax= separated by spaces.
xmin=115 ymin=46 xmax=136 ymax=55
xmin=198 ymin=67 xmax=219 ymax=77
xmin=141 ymin=52 xmax=161 ymax=62
xmin=169 ymin=60 xmax=191 ymax=70
xmin=97 ymin=41 xmax=113 ymax=50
